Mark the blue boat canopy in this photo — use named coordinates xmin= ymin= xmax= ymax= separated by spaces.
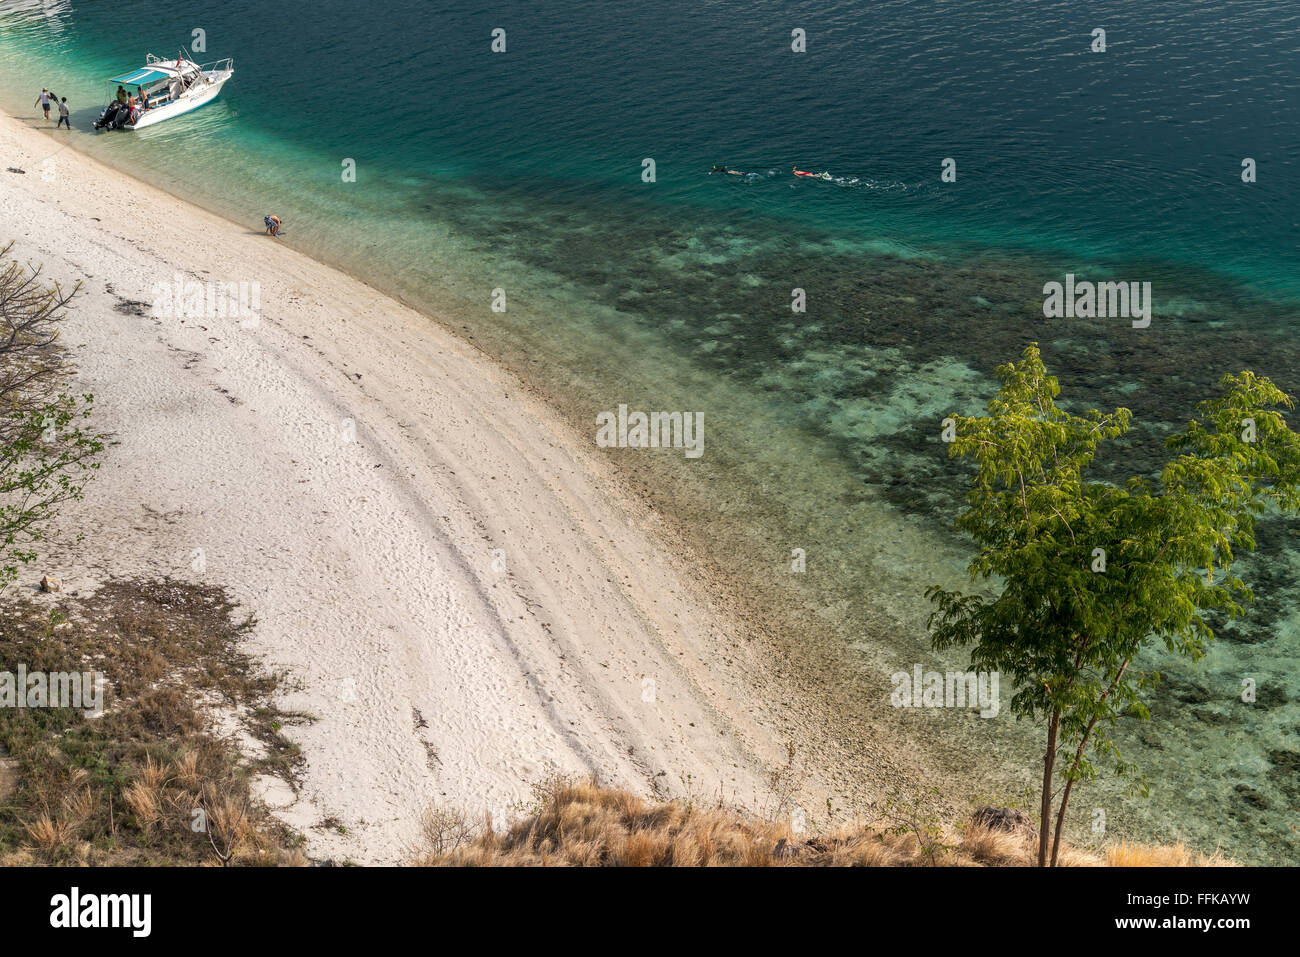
xmin=108 ymin=67 xmax=171 ymax=86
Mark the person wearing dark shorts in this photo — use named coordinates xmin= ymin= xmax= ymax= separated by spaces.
xmin=56 ymin=97 xmax=70 ymax=129
xmin=34 ymin=88 xmax=51 ymax=121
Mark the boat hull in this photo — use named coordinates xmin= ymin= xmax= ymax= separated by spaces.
xmin=126 ymin=75 xmax=229 ymax=129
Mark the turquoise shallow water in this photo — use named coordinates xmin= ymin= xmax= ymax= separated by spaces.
xmin=2 ymin=0 xmax=1298 ymax=862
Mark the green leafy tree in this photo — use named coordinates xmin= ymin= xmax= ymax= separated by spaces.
xmin=0 ymin=244 xmax=103 ymax=590
xmin=928 ymin=343 xmax=1300 ymax=865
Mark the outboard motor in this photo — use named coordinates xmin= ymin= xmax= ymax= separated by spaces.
xmin=95 ymin=98 xmax=142 ymax=130
xmin=94 ymin=100 xmax=125 ymax=130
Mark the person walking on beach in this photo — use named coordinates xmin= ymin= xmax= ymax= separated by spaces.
xmin=264 ymin=215 xmax=282 ymax=237
xmin=34 ymin=88 xmax=52 ymax=121
xmin=56 ymin=97 xmax=70 ymax=130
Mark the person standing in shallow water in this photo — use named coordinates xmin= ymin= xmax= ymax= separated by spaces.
xmin=34 ymin=88 xmax=51 ymax=122
xmin=56 ymin=97 xmax=70 ymax=130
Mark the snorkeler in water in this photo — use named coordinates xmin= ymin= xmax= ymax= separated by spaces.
xmin=709 ymin=164 xmax=746 ymax=175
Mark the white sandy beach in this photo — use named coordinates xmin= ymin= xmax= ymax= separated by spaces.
xmin=0 ymin=108 xmax=803 ymax=863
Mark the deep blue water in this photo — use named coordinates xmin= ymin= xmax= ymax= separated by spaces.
xmin=3 ymin=0 xmax=1299 ymax=863
xmin=4 ymin=0 xmax=1300 ymax=292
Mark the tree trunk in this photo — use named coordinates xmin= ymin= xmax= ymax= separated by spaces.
xmin=1050 ymin=776 xmax=1076 ymax=867
xmin=1051 ymin=713 xmax=1103 ymax=866
xmin=1038 ymin=710 xmax=1060 ymax=867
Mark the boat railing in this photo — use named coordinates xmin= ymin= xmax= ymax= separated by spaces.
xmin=141 ymin=52 xmax=232 ymax=75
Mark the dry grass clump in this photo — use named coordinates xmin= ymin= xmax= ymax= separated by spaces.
xmin=412 ymin=776 xmax=1232 ymax=867
xmin=1106 ymin=839 xmax=1234 ymax=867
xmin=410 ymin=776 xmax=852 ymax=867
xmin=957 ymin=820 xmax=1102 ymax=867
xmin=0 ymin=579 xmax=307 ymax=866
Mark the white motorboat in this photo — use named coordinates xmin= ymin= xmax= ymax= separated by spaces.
xmin=95 ymin=53 xmax=233 ymax=131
